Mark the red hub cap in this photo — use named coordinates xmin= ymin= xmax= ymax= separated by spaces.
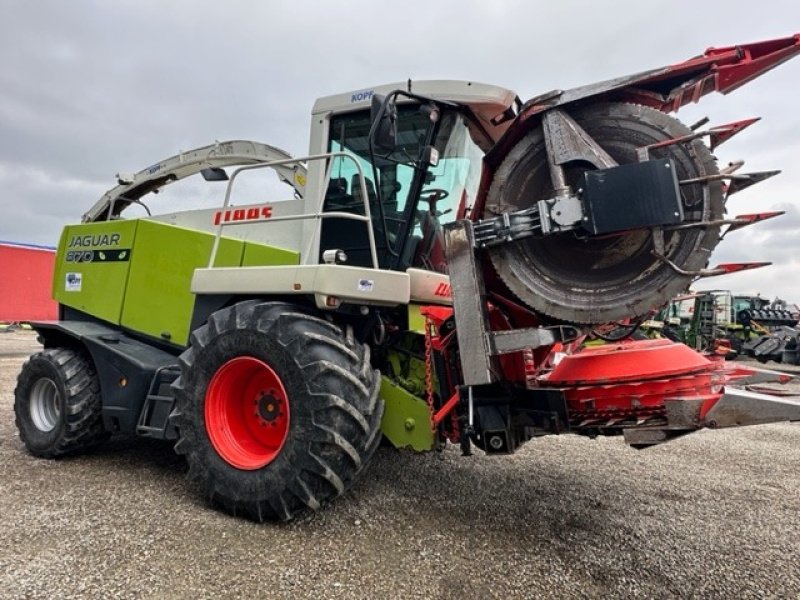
xmin=205 ymin=356 xmax=290 ymax=470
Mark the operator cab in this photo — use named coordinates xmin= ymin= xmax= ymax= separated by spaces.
xmin=314 ymin=81 xmax=517 ymax=273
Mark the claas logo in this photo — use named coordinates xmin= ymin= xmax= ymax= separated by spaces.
xmin=213 ymin=205 xmax=273 ymax=225
xmin=434 ymin=283 xmax=452 ymax=298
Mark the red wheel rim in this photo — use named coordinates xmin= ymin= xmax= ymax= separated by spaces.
xmin=205 ymin=356 xmax=290 ymax=470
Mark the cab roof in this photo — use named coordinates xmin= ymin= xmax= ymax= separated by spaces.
xmin=312 ymin=80 xmax=519 ymax=142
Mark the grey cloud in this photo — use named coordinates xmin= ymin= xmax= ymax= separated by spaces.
xmin=1 ymin=0 xmax=799 ymax=300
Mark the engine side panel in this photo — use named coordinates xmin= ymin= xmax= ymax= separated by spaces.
xmin=53 ymin=218 xmax=301 ymax=348
xmin=119 ymin=220 xmax=244 ymax=346
xmin=53 ymin=220 xmax=138 ymax=325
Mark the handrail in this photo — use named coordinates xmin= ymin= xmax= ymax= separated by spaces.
xmin=207 ymin=152 xmax=379 ymax=269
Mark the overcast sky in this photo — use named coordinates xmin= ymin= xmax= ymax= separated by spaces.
xmin=2 ymin=1 xmax=799 ymax=302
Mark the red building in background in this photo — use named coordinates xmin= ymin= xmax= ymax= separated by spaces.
xmin=0 ymin=241 xmax=58 ymax=322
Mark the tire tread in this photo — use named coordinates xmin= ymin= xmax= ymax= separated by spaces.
xmin=14 ymin=348 xmax=108 ymax=458
xmin=171 ymin=301 xmax=383 ymax=522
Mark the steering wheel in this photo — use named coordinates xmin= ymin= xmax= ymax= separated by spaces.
xmin=419 ymin=188 xmax=449 ymax=203
xmin=419 ymin=188 xmax=451 ymax=218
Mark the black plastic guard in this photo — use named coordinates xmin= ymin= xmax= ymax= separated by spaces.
xmin=581 ymin=158 xmax=683 ymax=235
xmin=32 ymin=321 xmax=178 ymax=435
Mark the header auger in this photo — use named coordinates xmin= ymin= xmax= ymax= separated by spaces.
xmin=13 ymin=34 xmax=800 ymax=521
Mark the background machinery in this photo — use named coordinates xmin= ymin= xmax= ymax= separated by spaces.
xmin=653 ymin=290 xmax=800 ymax=357
xmin=13 ymin=34 xmax=800 ymax=521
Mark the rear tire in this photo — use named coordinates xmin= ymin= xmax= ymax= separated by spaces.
xmin=14 ymin=348 xmax=108 ymax=457
xmin=171 ymin=301 xmax=383 ymax=522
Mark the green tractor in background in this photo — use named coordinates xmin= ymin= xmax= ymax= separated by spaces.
xmin=654 ymin=291 xmax=800 ymax=358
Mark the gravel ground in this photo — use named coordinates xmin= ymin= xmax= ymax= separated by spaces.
xmin=1 ymin=330 xmax=798 ymax=599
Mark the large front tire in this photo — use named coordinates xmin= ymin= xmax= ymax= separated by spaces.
xmin=14 ymin=348 xmax=108 ymax=457
xmin=172 ymin=301 xmax=383 ymax=522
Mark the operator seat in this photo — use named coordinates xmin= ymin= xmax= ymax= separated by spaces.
xmin=324 ymin=177 xmax=355 ymax=211
xmin=350 ymin=174 xmax=377 ymax=209
xmin=319 ymin=175 xmax=388 ymax=268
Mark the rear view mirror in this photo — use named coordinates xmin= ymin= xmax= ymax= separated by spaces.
xmin=201 ymin=167 xmax=229 ymax=182
xmin=370 ymin=94 xmax=397 ymax=153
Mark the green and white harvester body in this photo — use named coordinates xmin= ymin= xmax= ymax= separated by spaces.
xmin=14 ymin=36 xmax=800 ymax=521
